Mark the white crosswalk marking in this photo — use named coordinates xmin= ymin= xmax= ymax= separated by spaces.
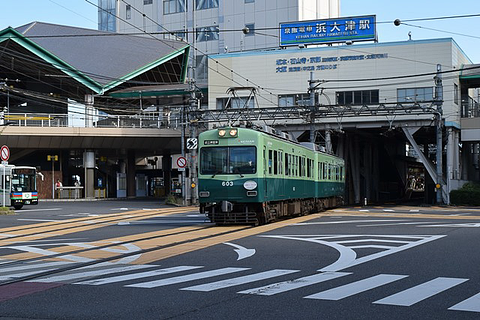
xmin=181 ymin=269 xmax=299 ymax=292
xmin=76 ymin=266 xmax=203 ymax=285
xmin=238 ymin=272 xmax=351 ymax=296
xmin=30 ymin=264 xmax=156 ymax=283
xmin=126 ymin=267 xmax=250 ymax=289
xmin=0 ymin=269 xmax=59 ymax=281
xmin=449 ymin=292 xmax=480 ymax=312
xmin=0 ymin=261 xmax=72 ymax=274
xmin=374 ymin=277 xmax=468 ymax=306
xmin=305 ymin=274 xmax=408 ymax=300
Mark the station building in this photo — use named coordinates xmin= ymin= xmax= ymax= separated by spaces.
xmin=207 ymin=37 xmax=480 ymax=204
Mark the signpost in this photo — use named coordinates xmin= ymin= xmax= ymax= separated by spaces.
xmin=177 ymin=156 xmax=187 ymax=172
xmin=1 ymin=145 xmax=9 ymax=207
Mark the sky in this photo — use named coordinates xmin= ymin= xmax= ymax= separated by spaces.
xmin=1 ymin=0 xmax=479 ymax=63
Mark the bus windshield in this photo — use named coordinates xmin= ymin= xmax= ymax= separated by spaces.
xmin=200 ymin=146 xmax=256 ymax=175
xmin=11 ymin=168 xmax=37 ymax=192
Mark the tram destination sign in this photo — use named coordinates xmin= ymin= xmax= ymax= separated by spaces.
xmin=280 ymin=15 xmax=376 ymax=47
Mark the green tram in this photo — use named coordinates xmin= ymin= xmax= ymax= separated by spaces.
xmin=198 ymin=126 xmax=345 ymax=224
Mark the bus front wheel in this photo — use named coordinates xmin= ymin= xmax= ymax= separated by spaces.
xmin=13 ymin=204 xmax=23 ymax=210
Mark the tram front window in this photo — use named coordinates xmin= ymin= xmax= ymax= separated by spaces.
xmin=200 ymin=147 xmax=256 ymax=175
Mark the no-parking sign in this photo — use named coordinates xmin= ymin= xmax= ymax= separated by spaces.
xmin=177 ymin=156 xmax=187 ymax=168
xmin=0 ymin=145 xmax=10 ymax=162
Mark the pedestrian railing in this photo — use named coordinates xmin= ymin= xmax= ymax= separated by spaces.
xmin=2 ymin=112 xmax=182 ymax=129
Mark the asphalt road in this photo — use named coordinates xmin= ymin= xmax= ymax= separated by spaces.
xmin=0 ymin=200 xmax=479 ymax=319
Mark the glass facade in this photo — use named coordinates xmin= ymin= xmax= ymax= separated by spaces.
xmin=397 ymin=87 xmax=433 ymax=103
xmin=164 ymin=0 xmax=186 ymax=14
xmin=196 ymin=0 xmax=219 ymax=10
xmin=336 ymin=90 xmax=379 ymax=105
xmin=98 ymin=0 xmax=117 ymax=32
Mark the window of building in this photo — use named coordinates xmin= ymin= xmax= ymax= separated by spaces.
xmin=278 ymin=93 xmax=311 ymax=107
xmin=454 ymin=83 xmax=459 ymax=105
xmin=144 ymin=0 xmax=153 ymax=4
xmin=244 ymin=23 xmax=254 ymax=37
xmin=397 ymin=87 xmax=433 ymax=103
xmin=195 ymin=54 xmax=208 ymax=82
xmin=336 ymin=90 xmax=379 ymax=105
xmin=164 ymin=30 xmax=186 ymax=41
xmin=196 ymin=26 xmax=219 ymax=42
xmin=126 ymin=4 xmax=131 ymax=19
xmin=216 ymin=97 xmax=255 ymax=109
xmin=164 ymin=0 xmax=186 ymax=14
xmin=245 ymin=0 xmax=255 ymax=3
xmin=98 ymin=0 xmax=117 ymax=32
xmin=196 ymin=0 xmax=218 ymax=10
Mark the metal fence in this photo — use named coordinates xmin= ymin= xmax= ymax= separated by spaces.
xmin=2 ymin=112 xmax=183 ymax=129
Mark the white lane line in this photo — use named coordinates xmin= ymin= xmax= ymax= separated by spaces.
xmin=238 ymin=272 xmax=351 ymax=296
xmin=126 ymin=267 xmax=250 ymax=289
xmin=31 ymin=265 xmax=156 ymax=283
xmin=17 ymin=219 xmax=59 ymax=222
xmin=76 ymin=266 xmax=203 ymax=285
xmin=15 ymin=208 xmax=62 ymax=212
xmin=357 ymin=222 xmax=433 ymax=227
xmin=449 ymin=292 xmax=480 ymax=312
xmin=374 ymin=277 xmax=468 ymax=306
xmin=181 ymin=269 xmax=299 ymax=292
xmin=293 ymin=220 xmax=406 ymax=226
xmin=383 ymin=209 xmax=395 ymax=212
xmin=305 ymin=274 xmax=408 ymax=300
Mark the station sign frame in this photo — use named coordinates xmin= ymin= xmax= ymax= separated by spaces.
xmin=280 ymin=15 xmax=376 ymax=47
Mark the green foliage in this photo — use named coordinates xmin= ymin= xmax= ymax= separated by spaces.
xmin=165 ymin=194 xmax=182 ymax=206
xmin=0 ymin=206 xmax=14 ymax=215
xmin=450 ymin=182 xmax=480 ymax=206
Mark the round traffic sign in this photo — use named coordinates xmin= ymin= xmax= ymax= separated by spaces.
xmin=0 ymin=145 xmax=10 ymax=161
xmin=177 ymin=156 xmax=187 ymax=168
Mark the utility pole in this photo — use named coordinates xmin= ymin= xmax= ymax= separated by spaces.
xmin=309 ymin=72 xmax=316 ymax=143
xmin=434 ymin=64 xmax=444 ymax=204
xmin=188 ymin=68 xmax=198 ymax=205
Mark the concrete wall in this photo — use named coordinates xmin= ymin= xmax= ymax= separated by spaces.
xmin=208 ymin=38 xmax=469 ymax=127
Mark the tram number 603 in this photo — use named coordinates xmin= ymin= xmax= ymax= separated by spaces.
xmin=222 ymin=181 xmax=234 ymax=187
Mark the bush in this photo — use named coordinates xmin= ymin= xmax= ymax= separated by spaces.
xmin=165 ymin=194 xmax=182 ymax=206
xmin=0 ymin=206 xmax=14 ymax=215
xmin=450 ymin=182 xmax=480 ymax=206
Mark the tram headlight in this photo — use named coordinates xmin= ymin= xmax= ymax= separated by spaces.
xmin=243 ymin=180 xmax=257 ymax=190
xmin=229 ymin=129 xmax=238 ymax=137
xmin=218 ymin=129 xmax=226 ymax=137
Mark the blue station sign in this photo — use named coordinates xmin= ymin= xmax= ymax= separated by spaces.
xmin=280 ymin=15 xmax=376 ymax=47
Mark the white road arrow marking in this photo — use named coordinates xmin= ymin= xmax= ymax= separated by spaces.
xmin=223 ymin=242 xmax=256 ymax=261
xmin=260 ymin=234 xmax=445 ymax=272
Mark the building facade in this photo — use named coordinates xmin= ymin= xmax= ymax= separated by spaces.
xmin=98 ymin=0 xmax=340 ymax=81
xmin=207 ymin=38 xmax=480 ymax=204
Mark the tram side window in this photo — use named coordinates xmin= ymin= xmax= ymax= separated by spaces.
xmin=268 ymin=150 xmax=273 ymax=175
xmin=274 ymin=150 xmax=278 ymax=175
xmin=285 ymin=153 xmax=289 ymax=176
xmin=295 ymin=156 xmax=298 ymax=177
xmin=279 ymin=151 xmax=283 ymax=175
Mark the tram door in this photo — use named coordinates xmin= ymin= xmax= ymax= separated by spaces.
xmin=278 ymin=149 xmax=285 ymax=197
xmin=263 ymin=146 xmax=268 ymax=200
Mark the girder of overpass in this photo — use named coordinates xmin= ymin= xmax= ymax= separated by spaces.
xmin=190 ymin=102 xmax=438 ymax=125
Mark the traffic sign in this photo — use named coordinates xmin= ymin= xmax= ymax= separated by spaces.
xmin=186 ymin=138 xmax=198 ymax=150
xmin=0 ymin=145 xmax=10 ymax=161
xmin=177 ymin=156 xmax=187 ymax=168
